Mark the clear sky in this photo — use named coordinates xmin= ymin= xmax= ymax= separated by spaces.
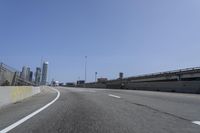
xmin=0 ymin=0 xmax=200 ymax=83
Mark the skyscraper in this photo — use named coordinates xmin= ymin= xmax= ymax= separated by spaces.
xmin=41 ymin=62 xmax=48 ymax=85
xmin=26 ymin=67 xmax=30 ymax=81
xmin=20 ymin=66 xmax=27 ymax=80
xmin=29 ymin=71 xmax=33 ymax=82
xmin=35 ymin=67 xmax=41 ymax=86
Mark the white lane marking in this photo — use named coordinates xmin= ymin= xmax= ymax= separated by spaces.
xmin=192 ymin=121 xmax=200 ymax=126
xmin=108 ymin=94 xmax=121 ymax=99
xmin=0 ymin=87 xmax=60 ymax=133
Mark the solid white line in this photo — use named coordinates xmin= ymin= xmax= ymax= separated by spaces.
xmin=108 ymin=94 xmax=121 ymax=99
xmin=0 ymin=87 xmax=60 ymax=133
xmin=192 ymin=121 xmax=200 ymax=126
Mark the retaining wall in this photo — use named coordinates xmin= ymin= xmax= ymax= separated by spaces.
xmin=85 ymin=81 xmax=200 ymax=94
xmin=125 ymin=81 xmax=200 ymax=93
xmin=0 ymin=86 xmax=40 ymax=108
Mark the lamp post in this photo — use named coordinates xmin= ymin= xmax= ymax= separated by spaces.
xmin=95 ymin=72 xmax=97 ymax=82
xmin=84 ymin=56 xmax=87 ymax=83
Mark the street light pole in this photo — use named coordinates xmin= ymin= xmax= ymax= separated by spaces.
xmin=85 ymin=56 xmax=87 ymax=83
xmin=95 ymin=72 xmax=97 ymax=82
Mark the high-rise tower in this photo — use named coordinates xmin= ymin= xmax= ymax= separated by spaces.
xmin=41 ymin=62 xmax=48 ymax=85
xmin=20 ymin=66 xmax=27 ymax=80
xmin=26 ymin=67 xmax=30 ymax=81
xmin=35 ymin=67 xmax=41 ymax=86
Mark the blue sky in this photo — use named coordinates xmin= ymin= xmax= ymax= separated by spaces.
xmin=1 ymin=0 xmax=200 ymax=83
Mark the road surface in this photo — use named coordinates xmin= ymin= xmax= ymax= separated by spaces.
xmin=0 ymin=87 xmax=200 ymax=133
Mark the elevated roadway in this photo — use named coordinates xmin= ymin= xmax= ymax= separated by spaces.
xmin=0 ymin=87 xmax=200 ymax=133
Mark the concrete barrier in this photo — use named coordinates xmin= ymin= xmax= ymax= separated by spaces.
xmin=85 ymin=83 xmax=107 ymax=88
xmin=85 ymin=81 xmax=200 ymax=94
xmin=0 ymin=86 xmax=40 ymax=108
xmin=125 ymin=81 xmax=200 ymax=93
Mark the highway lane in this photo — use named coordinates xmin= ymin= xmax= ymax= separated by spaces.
xmin=100 ymin=89 xmax=200 ymax=121
xmin=0 ymin=87 xmax=200 ymax=133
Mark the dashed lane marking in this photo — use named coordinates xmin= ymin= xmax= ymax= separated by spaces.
xmin=108 ymin=94 xmax=121 ymax=99
xmin=192 ymin=121 xmax=200 ymax=126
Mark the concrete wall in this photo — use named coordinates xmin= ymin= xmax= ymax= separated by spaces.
xmin=85 ymin=81 xmax=200 ymax=94
xmin=125 ymin=81 xmax=200 ymax=93
xmin=0 ymin=86 xmax=40 ymax=108
xmin=85 ymin=83 xmax=107 ymax=88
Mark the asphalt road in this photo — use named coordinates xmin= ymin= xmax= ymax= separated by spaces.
xmin=0 ymin=87 xmax=200 ymax=133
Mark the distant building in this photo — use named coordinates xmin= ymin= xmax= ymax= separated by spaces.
xmin=97 ymin=78 xmax=107 ymax=83
xmin=77 ymin=80 xmax=85 ymax=85
xmin=20 ymin=72 xmax=22 ymax=78
xmin=20 ymin=66 xmax=27 ymax=80
xmin=35 ymin=67 xmax=41 ymax=85
xmin=26 ymin=67 xmax=30 ymax=81
xmin=119 ymin=72 xmax=123 ymax=79
xmin=29 ymin=71 xmax=33 ymax=82
xmin=41 ymin=62 xmax=48 ymax=85
xmin=66 ymin=82 xmax=75 ymax=87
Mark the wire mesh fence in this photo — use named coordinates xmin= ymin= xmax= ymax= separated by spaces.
xmin=0 ymin=62 xmax=35 ymax=86
xmin=0 ymin=62 xmax=17 ymax=86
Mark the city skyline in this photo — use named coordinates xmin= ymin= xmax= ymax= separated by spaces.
xmin=16 ymin=61 xmax=48 ymax=85
xmin=1 ymin=0 xmax=200 ymax=82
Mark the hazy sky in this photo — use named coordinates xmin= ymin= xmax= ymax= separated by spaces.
xmin=1 ymin=0 xmax=200 ymax=83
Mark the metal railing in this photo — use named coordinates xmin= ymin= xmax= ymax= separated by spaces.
xmin=0 ymin=62 xmax=35 ymax=86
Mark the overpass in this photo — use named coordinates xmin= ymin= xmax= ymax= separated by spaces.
xmin=85 ymin=67 xmax=200 ymax=93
